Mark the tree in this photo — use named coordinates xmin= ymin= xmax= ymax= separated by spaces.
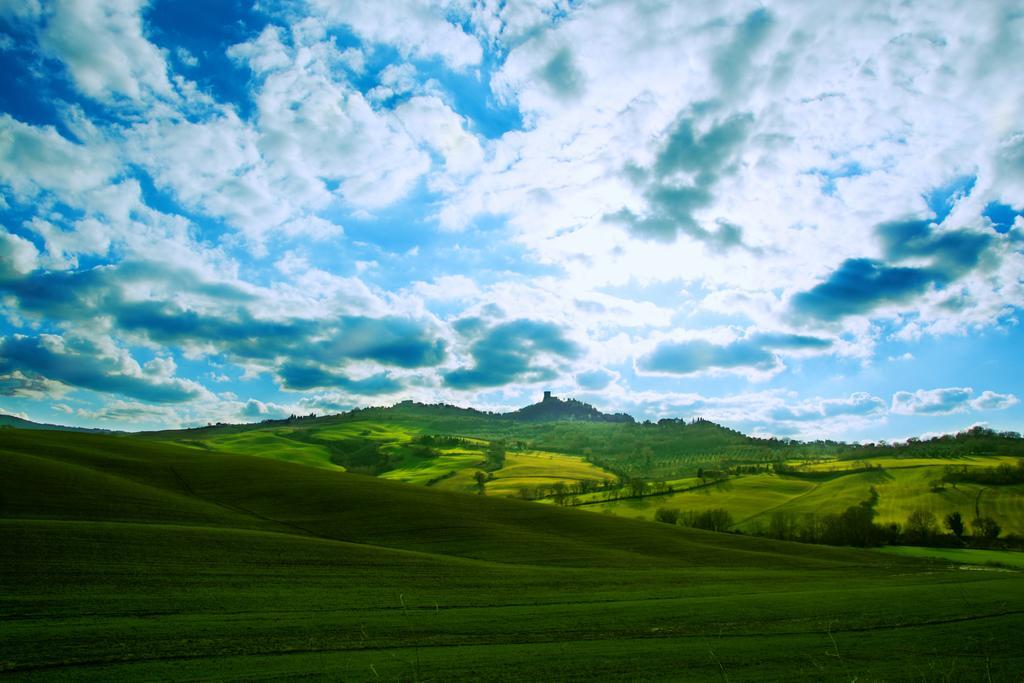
xmin=904 ymin=509 xmax=938 ymax=545
xmin=971 ymin=516 xmax=1001 ymax=540
xmin=627 ymin=478 xmax=649 ymax=497
xmin=552 ymin=481 xmax=568 ymax=506
xmin=473 ymin=470 xmax=488 ymax=494
xmin=767 ymin=510 xmax=799 ymax=541
xmin=655 ymin=508 xmax=680 ymax=525
xmin=944 ymin=511 xmax=965 ymax=538
xmin=484 ymin=440 xmax=506 ymax=471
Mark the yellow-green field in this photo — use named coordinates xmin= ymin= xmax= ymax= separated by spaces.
xmin=485 ymin=449 xmax=616 ymax=497
xmin=799 ymin=455 xmax=1018 ymax=472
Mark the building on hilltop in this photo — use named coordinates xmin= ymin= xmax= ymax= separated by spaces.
xmin=543 ymin=390 xmax=553 ymax=402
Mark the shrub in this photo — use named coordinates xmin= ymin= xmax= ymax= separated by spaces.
xmin=654 ymin=508 xmax=680 ymax=525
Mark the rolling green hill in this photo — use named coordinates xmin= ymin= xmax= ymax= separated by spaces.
xmin=0 ymin=414 xmax=110 ymax=433
xmin=129 ymin=402 xmax=1024 ymax=538
xmin=2 ymin=428 xmax=1024 ymax=680
xmin=10 ymin=401 xmax=1024 ymax=541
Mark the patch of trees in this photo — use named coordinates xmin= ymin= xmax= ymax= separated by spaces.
xmin=752 ymin=504 xmax=1008 ymax=549
xmin=941 ymin=460 xmax=1024 ymax=486
xmin=326 ymin=441 xmax=390 ymax=475
xmin=413 ymin=434 xmax=481 ymax=449
xmin=757 ymin=506 xmax=890 ymax=547
xmin=749 ymin=489 xmax=891 ymax=547
xmin=474 ymin=470 xmax=492 ymax=494
xmin=696 ymin=468 xmax=729 ymax=482
xmin=424 ymin=470 xmax=458 ymax=487
xmin=655 ymin=507 xmax=734 ymax=532
xmin=409 ymin=445 xmax=440 ymax=459
xmin=729 ymin=464 xmax=772 ymax=475
xmin=519 ymin=478 xmax=613 ymax=504
xmin=772 ymin=462 xmax=883 ymax=479
xmin=285 ymin=432 xmax=391 ymax=475
xmin=534 ymin=473 xmax=730 ymax=506
xmin=482 ymin=440 xmax=506 ymax=472
xmin=897 ymin=509 xmax=1004 ymax=547
xmin=653 ymin=495 xmax=1011 ymax=549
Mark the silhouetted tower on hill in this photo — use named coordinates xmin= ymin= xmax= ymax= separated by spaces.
xmin=543 ymin=390 xmax=553 ymax=402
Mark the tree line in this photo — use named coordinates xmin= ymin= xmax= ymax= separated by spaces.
xmin=941 ymin=459 xmax=1024 ymax=486
xmin=654 ymin=491 xmax=1009 ymax=549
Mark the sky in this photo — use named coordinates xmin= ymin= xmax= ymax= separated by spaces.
xmin=0 ymin=0 xmax=1023 ymax=441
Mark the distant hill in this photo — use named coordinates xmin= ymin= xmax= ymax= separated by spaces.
xmin=0 ymin=413 xmax=109 ymax=433
xmin=507 ymin=392 xmax=634 ymax=423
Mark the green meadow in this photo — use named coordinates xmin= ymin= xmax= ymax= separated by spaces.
xmin=2 ymin=426 xmax=1024 ymax=680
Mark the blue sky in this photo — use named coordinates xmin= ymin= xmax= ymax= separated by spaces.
xmin=1 ymin=0 xmax=1023 ymax=441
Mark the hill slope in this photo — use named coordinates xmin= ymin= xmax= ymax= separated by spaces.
xmin=0 ymin=413 xmax=109 ymax=433
xmin=2 ymin=428 xmax=1023 ymax=680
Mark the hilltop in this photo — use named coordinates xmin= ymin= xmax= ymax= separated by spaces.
xmin=507 ymin=391 xmax=634 ymax=422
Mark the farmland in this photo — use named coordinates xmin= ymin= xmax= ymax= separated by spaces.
xmin=2 ymin=427 xmax=1023 ymax=680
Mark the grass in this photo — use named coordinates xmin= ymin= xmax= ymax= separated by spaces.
xmin=3 ymin=428 xmax=1024 ymax=680
xmin=192 ymin=429 xmax=340 ymax=470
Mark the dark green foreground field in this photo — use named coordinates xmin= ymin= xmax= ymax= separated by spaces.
xmin=2 ymin=429 xmax=1023 ymax=681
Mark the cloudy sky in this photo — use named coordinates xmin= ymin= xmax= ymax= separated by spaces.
xmin=1 ymin=0 xmax=1022 ymax=440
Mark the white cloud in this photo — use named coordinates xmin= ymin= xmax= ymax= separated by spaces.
xmin=0 ymin=114 xmax=117 ymax=201
xmin=39 ymin=0 xmax=174 ymax=102
xmin=395 ymin=95 xmax=485 ymax=181
xmin=367 ymin=63 xmax=419 ymax=103
xmin=0 ymin=228 xmax=39 ymax=277
xmin=241 ymin=398 xmax=290 ymax=420
xmin=225 ymin=24 xmax=291 ymax=75
xmin=26 ymin=216 xmax=111 ymax=269
xmin=0 ymin=369 xmax=69 ymax=399
xmin=970 ymin=390 xmax=1019 ymax=412
xmin=892 ymin=387 xmax=1018 ymax=416
xmin=0 ymin=1 xmax=41 ymax=21
xmin=125 ymin=111 xmax=300 ymax=243
xmin=175 ymin=47 xmax=198 ymax=67
xmin=226 ymin=27 xmax=434 ymax=216
xmin=438 ymin=0 xmax=1024 ymax=348
xmin=309 ymin=0 xmax=483 ymax=70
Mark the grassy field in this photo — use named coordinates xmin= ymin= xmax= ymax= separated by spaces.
xmin=2 ymin=428 xmax=1024 ymax=680
xmin=190 ymin=429 xmax=340 ymax=470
